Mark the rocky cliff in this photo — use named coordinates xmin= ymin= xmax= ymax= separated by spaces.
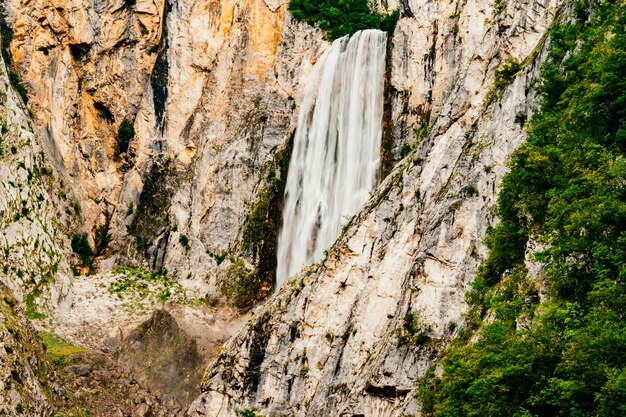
xmin=4 ymin=0 xmax=328 ymax=297
xmin=0 ymin=22 xmax=73 ymax=319
xmin=0 ymin=282 xmax=55 ymax=415
xmin=1 ymin=0 xmax=326 ymax=359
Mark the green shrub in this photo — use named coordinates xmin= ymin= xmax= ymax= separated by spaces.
xmin=208 ymin=251 xmax=227 ymax=265
xmin=71 ymin=233 xmax=94 ymax=267
xmin=398 ymin=311 xmax=431 ymax=346
xmin=484 ymin=58 xmax=522 ymax=106
xmin=11 ymin=370 xmax=22 ymax=384
xmin=115 ymin=118 xmax=135 ymax=160
xmin=8 ymin=71 xmax=28 ymax=103
xmin=235 ymin=409 xmax=262 ymax=417
xmin=465 ymin=184 xmax=479 ymax=197
xmin=495 ymin=58 xmax=521 ymax=89
xmin=289 ymin=0 xmax=399 ymax=40
xmin=515 ymin=111 xmax=527 ymax=127
xmin=219 ymin=259 xmax=261 ymax=311
xmin=400 ymin=143 xmax=412 ymax=158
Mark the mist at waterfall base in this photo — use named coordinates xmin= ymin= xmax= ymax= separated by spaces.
xmin=276 ymin=30 xmax=388 ymax=288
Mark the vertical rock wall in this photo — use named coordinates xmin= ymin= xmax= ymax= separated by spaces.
xmin=0 ymin=32 xmax=73 ymax=313
xmin=113 ymin=1 xmax=325 ymax=290
xmin=0 ymin=283 xmax=55 ymax=416
xmin=6 ymin=0 xmax=164 ymax=230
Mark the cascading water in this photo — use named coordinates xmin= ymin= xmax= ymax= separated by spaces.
xmin=276 ymin=29 xmax=388 ymax=287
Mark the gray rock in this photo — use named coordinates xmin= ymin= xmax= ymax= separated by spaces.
xmin=66 ymin=364 xmax=92 ymax=377
xmin=133 ymin=403 xmax=152 ymax=417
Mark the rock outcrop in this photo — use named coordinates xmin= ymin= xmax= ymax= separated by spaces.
xmin=0 ymin=283 xmax=54 ymax=415
xmin=0 ymin=27 xmax=73 ymax=315
xmin=5 ymin=0 xmax=164 ymax=232
xmin=116 ymin=309 xmax=204 ymax=408
xmin=115 ymin=1 xmax=323 ymax=290
xmin=188 ymin=0 xmax=566 ymax=415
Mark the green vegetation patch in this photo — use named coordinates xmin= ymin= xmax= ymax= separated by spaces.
xmin=21 ymin=273 xmax=55 ymax=321
xmin=241 ymin=139 xmax=293 ymax=298
xmin=419 ymin=2 xmax=626 ymax=416
xmin=235 ymin=409 xmax=263 ymax=417
xmin=397 ymin=310 xmax=432 ymax=347
xmin=114 ymin=118 xmax=135 ymax=160
xmin=8 ymin=71 xmax=28 ymax=103
xmin=71 ymin=233 xmax=95 ymax=272
xmin=219 ymin=259 xmax=260 ymax=311
xmin=484 ymin=57 xmax=522 ymax=107
xmin=110 ymin=267 xmax=184 ymax=303
xmin=289 ymin=0 xmax=399 ymax=40
xmin=40 ymin=332 xmax=86 ymax=367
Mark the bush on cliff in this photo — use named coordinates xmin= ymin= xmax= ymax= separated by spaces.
xmin=289 ymin=0 xmax=399 ymax=40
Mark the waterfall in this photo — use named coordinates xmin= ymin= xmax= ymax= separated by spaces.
xmin=276 ymin=30 xmax=388 ymax=287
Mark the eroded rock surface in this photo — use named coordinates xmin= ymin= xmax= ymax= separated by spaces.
xmin=6 ymin=0 xmax=164 ymax=230
xmin=4 ymin=0 xmax=327 ymax=298
xmin=0 ymin=283 xmax=55 ymax=415
xmin=116 ymin=309 xmax=204 ymax=408
xmin=0 ymin=30 xmax=73 ymax=316
xmin=53 ymin=350 xmax=187 ymax=417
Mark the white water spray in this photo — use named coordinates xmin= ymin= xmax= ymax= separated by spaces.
xmin=276 ymin=30 xmax=388 ymax=287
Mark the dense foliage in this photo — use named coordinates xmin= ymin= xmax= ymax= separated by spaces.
xmin=289 ymin=0 xmax=399 ymax=40
xmin=115 ymin=118 xmax=135 ymax=160
xmin=71 ymin=233 xmax=94 ymax=269
xmin=419 ymin=1 xmax=626 ymax=416
xmin=8 ymin=71 xmax=28 ymax=104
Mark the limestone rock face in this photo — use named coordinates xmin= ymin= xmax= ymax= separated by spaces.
xmin=1 ymin=0 xmax=570 ymax=414
xmin=112 ymin=2 xmax=326 ymax=289
xmin=6 ymin=0 xmax=164 ymax=231
xmin=4 ymin=0 xmax=328 ymax=297
xmin=188 ymin=0 xmax=565 ymax=415
xmin=0 ymin=38 xmax=73 ymax=312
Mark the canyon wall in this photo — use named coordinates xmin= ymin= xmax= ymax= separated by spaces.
xmin=4 ymin=0 xmax=328 ymax=299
